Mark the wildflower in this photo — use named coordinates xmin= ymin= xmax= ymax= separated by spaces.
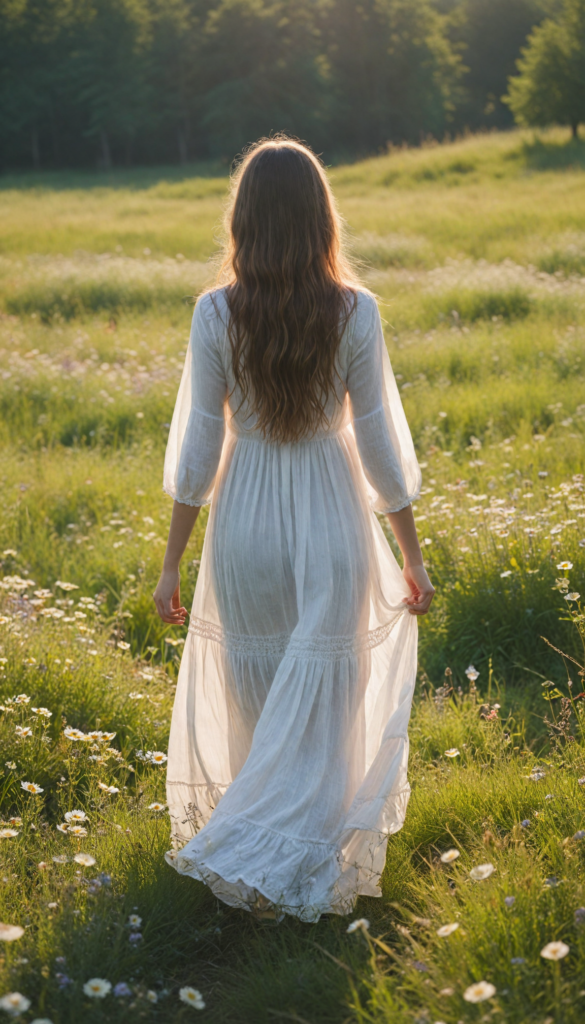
xmin=128 ymin=914 xmax=142 ymax=929
xmin=463 ymin=981 xmax=496 ymax=1003
xmin=444 ymin=748 xmax=460 ymax=758
xmin=0 ymin=992 xmax=31 ymax=1015
xmin=68 ymin=825 xmax=88 ymax=837
xmin=37 ymin=862 xmax=48 ymax=870
xmin=15 ymin=726 xmax=32 ymax=738
xmin=0 ymin=829 xmax=20 ymax=839
xmin=465 ymin=665 xmax=479 ymax=682
xmin=63 ymin=727 xmax=86 ymax=741
xmin=504 ymin=896 xmax=516 ymax=908
xmin=346 ymin=918 xmax=370 ymax=933
xmin=56 ymin=824 xmax=68 ymax=834
xmin=129 ymin=932 xmax=142 ymax=945
xmin=97 ymin=783 xmax=119 ymax=794
xmin=55 ymin=973 xmax=72 ymax=989
xmin=64 ymin=810 xmax=87 ymax=823
xmin=52 ymin=855 xmax=69 ymax=864
xmin=578 ymin=778 xmax=585 ymax=786
xmin=113 ymin=983 xmax=132 ymax=997
xmin=148 ymin=802 xmax=166 ymax=811
xmin=439 ymin=987 xmax=454 ymax=996
xmin=412 ymin=960 xmax=428 ymax=971
xmin=20 ymin=781 xmax=43 ymax=794
xmin=574 ymin=908 xmax=585 ymax=925
xmin=179 ymin=987 xmax=205 ymax=1009
xmin=544 ymin=877 xmax=560 ymax=888
xmin=527 ymin=769 xmax=546 ymax=781
xmin=74 ymin=853 xmax=96 ymax=867
xmin=0 ymin=924 xmax=24 ymax=941
xmin=557 ymin=561 xmax=573 ymax=570
xmin=55 ymin=581 xmax=79 ymax=591
xmin=146 ymin=990 xmax=158 ymax=1003
xmin=574 ymin=831 xmax=585 ymax=841
xmin=146 ymin=751 xmax=168 ymax=765
xmin=98 ymin=872 xmax=112 ymax=886
xmin=520 ymin=819 xmax=530 ymax=828
xmin=470 ymin=863 xmax=495 ymax=881
xmin=47 ymin=903 xmax=58 ymax=910
xmin=5 ymin=762 xmax=16 ymax=770
xmin=31 ymin=708 xmax=52 ymax=717
xmin=13 ymin=695 xmax=30 ymax=705
xmin=436 ymin=923 xmax=459 ymax=937
xmin=440 ymin=849 xmax=460 ymax=864
xmin=500 ymin=570 xmax=512 ymax=577
xmin=510 ymin=957 xmax=525 ymax=965
xmin=129 ymin=693 xmax=144 ymax=700
xmin=83 ymin=978 xmax=112 ymax=998
xmin=117 ymin=641 xmax=131 ymax=651
xmin=564 ymin=593 xmax=580 ymax=601
xmin=101 ymin=732 xmax=116 ymax=742
xmin=8 ymin=818 xmax=22 ymax=826
xmin=541 ymin=941 xmax=569 ymax=961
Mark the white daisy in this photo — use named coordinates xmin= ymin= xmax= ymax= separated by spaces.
xmin=83 ymin=978 xmax=112 ymax=998
xmin=436 ymin=923 xmax=459 ymax=937
xmin=541 ymin=941 xmax=569 ymax=961
xmin=20 ymin=781 xmax=43 ymax=794
xmin=463 ymin=981 xmax=496 ymax=1003
xmin=470 ymin=863 xmax=495 ymax=881
xmin=179 ymin=986 xmax=205 ymax=1009
xmin=0 ymin=923 xmax=25 ymax=941
xmin=0 ymin=992 xmax=31 ymax=1015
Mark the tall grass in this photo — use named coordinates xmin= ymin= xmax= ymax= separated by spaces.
xmin=0 ymin=128 xmax=584 ymax=1022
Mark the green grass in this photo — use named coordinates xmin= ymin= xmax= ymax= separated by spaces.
xmin=0 ymin=126 xmax=584 ymax=1022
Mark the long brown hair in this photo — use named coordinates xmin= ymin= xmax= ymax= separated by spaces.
xmin=216 ymin=136 xmax=359 ymax=443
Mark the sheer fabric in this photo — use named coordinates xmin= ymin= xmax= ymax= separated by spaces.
xmin=163 ymin=288 xmax=421 ymax=922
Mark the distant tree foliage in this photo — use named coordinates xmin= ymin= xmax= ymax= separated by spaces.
xmin=0 ymin=0 xmax=561 ymax=170
xmin=504 ymin=0 xmax=585 ymax=138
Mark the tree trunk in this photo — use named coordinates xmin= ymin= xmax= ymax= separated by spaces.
xmin=572 ymin=122 xmax=579 ymax=140
xmin=178 ymin=127 xmax=188 ymax=164
xmin=31 ymin=126 xmax=40 ymax=170
xmin=100 ymin=129 xmax=112 ymax=170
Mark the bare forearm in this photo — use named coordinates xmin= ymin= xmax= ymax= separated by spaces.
xmin=386 ymin=504 xmax=423 ymax=567
xmin=163 ymin=501 xmax=201 ymax=571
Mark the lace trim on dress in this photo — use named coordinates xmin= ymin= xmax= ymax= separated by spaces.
xmin=187 ymin=615 xmax=398 ymax=660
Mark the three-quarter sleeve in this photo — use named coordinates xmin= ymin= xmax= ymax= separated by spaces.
xmin=163 ymin=293 xmax=227 ymax=507
xmin=347 ymin=292 xmax=421 ymax=513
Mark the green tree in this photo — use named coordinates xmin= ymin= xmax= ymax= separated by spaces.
xmin=319 ymin=0 xmax=463 ymax=157
xmin=70 ymin=0 xmax=155 ymax=167
xmin=504 ymin=0 xmax=585 ymax=138
xmin=442 ymin=0 xmax=543 ymax=131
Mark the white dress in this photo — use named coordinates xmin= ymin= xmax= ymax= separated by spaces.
xmin=163 ymin=287 xmax=421 ymax=922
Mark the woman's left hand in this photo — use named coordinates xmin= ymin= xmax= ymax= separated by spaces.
xmin=153 ymin=567 xmax=188 ymax=624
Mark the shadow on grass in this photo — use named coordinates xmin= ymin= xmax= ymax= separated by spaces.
xmin=0 ymin=159 xmax=229 ymax=192
xmin=520 ymin=134 xmax=585 ymax=172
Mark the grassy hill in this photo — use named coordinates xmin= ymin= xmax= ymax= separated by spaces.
xmin=0 ymin=128 xmax=584 ymax=1023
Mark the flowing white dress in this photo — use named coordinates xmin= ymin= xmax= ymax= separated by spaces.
xmin=163 ymin=287 xmax=421 ymax=922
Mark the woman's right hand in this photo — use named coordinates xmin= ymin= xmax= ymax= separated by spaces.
xmin=153 ymin=567 xmax=188 ymax=624
xmin=402 ymin=563 xmax=435 ymax=616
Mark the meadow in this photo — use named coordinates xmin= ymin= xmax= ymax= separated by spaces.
xmin=0 ymin=127 xmax=584 ymax=1023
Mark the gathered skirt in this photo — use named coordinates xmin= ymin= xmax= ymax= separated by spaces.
xmin=165 ymin=423 xmax=417 ymax=922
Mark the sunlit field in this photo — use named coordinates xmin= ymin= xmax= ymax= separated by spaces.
xmin=1 ymin=128 xmax=584 ymax=1023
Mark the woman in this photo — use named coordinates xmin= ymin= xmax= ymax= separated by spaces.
xmin=153 ymin=137 xmax=434 ymax=923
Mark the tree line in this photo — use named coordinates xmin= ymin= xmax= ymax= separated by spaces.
xmin=0 ymin=0 xmax=581 ymax=172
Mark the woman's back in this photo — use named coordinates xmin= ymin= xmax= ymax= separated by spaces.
xmin=155 ymin=136 xmax=434 ymax=924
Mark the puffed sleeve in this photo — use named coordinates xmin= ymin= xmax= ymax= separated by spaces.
xmin=163 ymin=292 xmax=227 ymax=506
xmin=347 ymin=291 xmax=421 ymax=513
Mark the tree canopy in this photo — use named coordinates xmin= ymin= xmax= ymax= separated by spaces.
xmin=0 ymin=0 xmax=564 ymax=170
xmin=504 ymin=0 xmax=585 ymax=138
